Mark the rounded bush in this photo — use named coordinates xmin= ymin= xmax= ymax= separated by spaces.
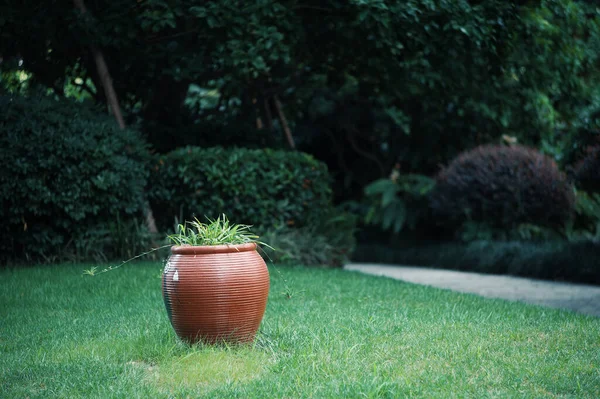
xmin=430 ymin=144 xmax=575 ymax=229
xmin=0 ymin=94 xmax=149 ymax=261
xmin=149 ymin=146 xmax=333 ymax=232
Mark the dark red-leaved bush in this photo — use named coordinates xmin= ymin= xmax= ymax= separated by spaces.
xmin=430 ymin=144 xmax=575 ymax=229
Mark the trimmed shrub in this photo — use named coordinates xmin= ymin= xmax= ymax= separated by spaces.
xmin=149 ymin=146 xmax=332 ymax=232
xmin=430 ymin=144 xmax=575 ymax=229
xmin=0 ymin=94 xmax=150 ymax=262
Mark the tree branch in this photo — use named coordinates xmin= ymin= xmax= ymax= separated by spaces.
xmin=73 ymin=0 xmax=126 ymax=129
xmin=273 ymin=95 xmax=296 ymax=150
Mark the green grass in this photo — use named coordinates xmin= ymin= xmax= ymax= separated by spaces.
xmin=1 ymin=263 xmax=599 ymax=398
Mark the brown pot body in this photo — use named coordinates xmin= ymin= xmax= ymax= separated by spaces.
xmin=162 ymin=243 xmax=269 ymax=344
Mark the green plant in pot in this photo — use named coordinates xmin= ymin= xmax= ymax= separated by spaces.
xmin=86 ymin=215 xmax=270 ymax=345
xmin=162 ymin=215 xmax=270 ymax=344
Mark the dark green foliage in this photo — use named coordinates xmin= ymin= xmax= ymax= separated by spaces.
xmin=353 ymin=240 xmax=600 ymax=285
xmin=571 ymin=145 xmax=600 ymax=192
xmin=456 ymin=221 xmax=564 ymax=243
xmin=364 ymin=173 xmax=435 ymax=233
xmin=149 ymin=146 xmax=332 ymax=232
xmin=430 ymin=144 xmax=575 ymax=230
xmin=2 ymin=0 xmax=599 ymax=263
xmin=568 ymin=190 xmax=600 ymax=242
xmin=72 ymin=216 xmax=164 ymax=263
xmin=0 ymin=94 xmax=150 ymax=262
xmin=259 ymin=207 xmax=357 ymax=267
xmin=3 ymin=0 xmax=598 ymax=177
xmin=142 ymin=115 xmax=287 ymax=154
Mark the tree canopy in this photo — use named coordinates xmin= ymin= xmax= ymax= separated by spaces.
xmin=1 ymin=0 xmax=598 ymax=199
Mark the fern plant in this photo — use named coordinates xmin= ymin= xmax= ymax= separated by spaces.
xmin=364 ymin=174 xmax=435 ymax=233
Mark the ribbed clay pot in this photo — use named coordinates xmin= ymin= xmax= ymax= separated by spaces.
xmin=162 ymin=243 xmax=269 ymax=344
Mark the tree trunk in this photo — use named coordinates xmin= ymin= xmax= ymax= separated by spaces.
xmin=73 ymin=0 xmax=158 ymax=235
xmin=273 ymin=95 xmax=296 ymax=150
xmin=73 ymin=0 xmax=125 ymax=129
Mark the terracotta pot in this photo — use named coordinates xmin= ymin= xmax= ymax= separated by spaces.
xmin=162 ymin=243 xmax=270 ymax=344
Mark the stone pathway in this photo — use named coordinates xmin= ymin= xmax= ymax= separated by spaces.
xmin=345 ymin=263 xmax=600 ymax=317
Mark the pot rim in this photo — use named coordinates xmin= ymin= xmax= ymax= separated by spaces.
xmin=170 ymin=242 xmax=258 ymax=255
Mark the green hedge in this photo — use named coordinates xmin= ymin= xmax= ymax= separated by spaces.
xmin=149 ymin=146 xmax=333 ymax=232
xmin=353 ymin=241 xmax=600 ymax=285
xmin=0 ymin=94 xmax=150 ymax=262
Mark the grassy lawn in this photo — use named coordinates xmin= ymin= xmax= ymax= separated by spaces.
xmin=1 ymin=262 xmax=599 ymax=398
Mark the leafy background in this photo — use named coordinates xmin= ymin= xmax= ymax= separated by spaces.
xmin=1 ymin=0 xmax=599 ymax=275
